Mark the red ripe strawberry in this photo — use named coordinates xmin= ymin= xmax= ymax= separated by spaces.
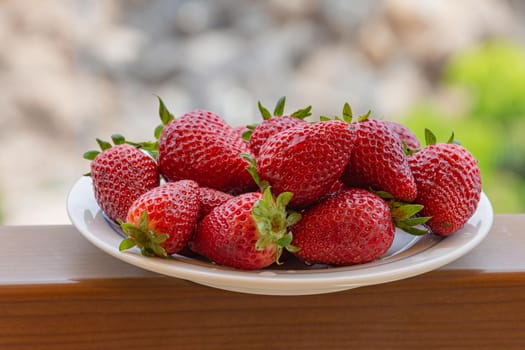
xmin=257 ymin=120 xmax=354 ymax=208
xmin=408 ymin=131 xmax=482 ymax=236
xmin=383 ymin=120 xmax=421 ymax=151
xmin=198 ymin=186 xmax=233 ymax=219
xmin=291 ymin=188 xmax=395 ymax=265
xmin=84 ymin=140 xmax=159 ymax=223
xmin=158 ymin=109 xmax=256 ymax=194
xmin=190 ymin=188 xmax=300 ymax=270
xmin=342 ymin=117 xmax=417 ymax=202
xmin=119 ymin=180 xmax=200 ymax=257
xmin=245 ymin=97 xmax=312 ymax=156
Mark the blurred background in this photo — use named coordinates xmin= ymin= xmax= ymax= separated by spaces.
xmin=1 ymin=0 xmax=524 ymax=225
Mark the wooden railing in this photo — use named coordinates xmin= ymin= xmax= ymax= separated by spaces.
xmin=1 ymin=214 xmax=524 ymax=349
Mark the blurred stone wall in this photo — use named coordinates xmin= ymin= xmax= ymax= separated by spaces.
xmin=0 ymin=0 xmax=523 ymax=224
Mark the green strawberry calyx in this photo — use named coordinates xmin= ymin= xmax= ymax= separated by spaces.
xmin=320 ymin=102 xmax=371 ymax=123
xmin=82 ymin=137 xmax=114 ymax=166
xmin=252 ymin=187 xmax=301 ymax=264
xmin=105 ymin=96 xmax=175 ymax=160
xmin=258 ymin=96 xmax=312 ymax=120
xmin=122 ymin=95 xmax=175 ymax=159
xmin=241 ymin=124 xmax=258 ymax=142
xmin=239 ymin=153 xmax=301 ymax=263
xmin=403 ymin=128 xmax=457 ymax=157
xmin=154 ymin=95 xmax=175 ymax=137
xmin=401 ymin=141 xmax=420 ymax=156
xmin=243 ymin=96 xmax=312 ymax=141
xmin=118 ymin=211 xmax=170 ymax=258
xmin=374 ymin=190 xmax=432 ymax=236
xmin=83 ymin=95 xmax=173 ymax=165
xmin=82 ymin=134 xmax=154 ymax=175
xmin=424 ymin=128 xmax=456 ymax=146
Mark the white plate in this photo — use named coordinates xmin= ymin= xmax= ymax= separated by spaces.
xmin=67 ymin=176 xmax=494 ymax=295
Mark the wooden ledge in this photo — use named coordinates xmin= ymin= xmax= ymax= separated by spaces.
xmin=1 ymin=215 xmax=524 ymax=349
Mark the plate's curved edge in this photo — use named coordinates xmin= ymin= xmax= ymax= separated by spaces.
xmin=67 ymin=177 xmax=494 ymax=295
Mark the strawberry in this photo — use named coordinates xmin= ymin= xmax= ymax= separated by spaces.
xmin=383 ymin=120 xmax=421 ymax=151
xmin=157 ymin=102 xmax=256 ymax=194
xmin=119 ymin=180 xmax=200 ymax=257
xmin=257 ymin=120 xmax=354 ymax=208
xmin=190 ymin=188 xmax=301 ymax=270
xmin=341 ymin=110 xmax=417 ymax=202
xmin=291 ymin=188 xmax=428 ymax=265
xmin=244 ymin=96 xmax=312 ymax=156
xmin=291 ymin=188 xmax=394 ymax=265
xmin=83 ymin=138 xmax=159 ymax=223
xmin=408 ymin=130 xmax=482 ymax=235
xmin=198 ymin=186 xmax=233 ymax=219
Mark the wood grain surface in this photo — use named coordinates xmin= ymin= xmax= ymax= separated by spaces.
xmin=0 ymin=215 xmax=524 ymax=349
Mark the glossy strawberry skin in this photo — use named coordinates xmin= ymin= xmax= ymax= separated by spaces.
xmin=158 ymin=110 xmax=255 ymax=194
xmin=90 ymin=144 xmax=159 ymax=223
xmin=198 ymin=187 xmax=233 ymax=220
xmin=342 ymin=119 xmax=417 ymax=202
xmin=324 ymin=180 xmax=347 ymax=198
xmin=190 ymin=192 xmax=277 ymax=270
xmin=409 ymin=143 xmax=482 ymax=236
xmin=383 ymin=120 xmax=421 ymax=150
xmin=249 ymin=116 xmax=306 ymax=156
xmin=292 ymin=188 xmax=395 ymax=265
xmin=126 ymin=180 xmax=200 ymax=254
xmin=257 ymin=120 xmax=354 ymax=208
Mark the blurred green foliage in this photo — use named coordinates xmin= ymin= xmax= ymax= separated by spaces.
xmin=445 ymin=40 xmax=525 ymax=123
xmin=404 ymin=40 xmax=525 ymax=213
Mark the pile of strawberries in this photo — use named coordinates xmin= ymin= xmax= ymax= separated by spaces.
xmin=84 ymin=97 xmax=482 ymax=270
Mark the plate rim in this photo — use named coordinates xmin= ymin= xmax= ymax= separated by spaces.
xmin=67 ymin=176 xmax=494 ymax=295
